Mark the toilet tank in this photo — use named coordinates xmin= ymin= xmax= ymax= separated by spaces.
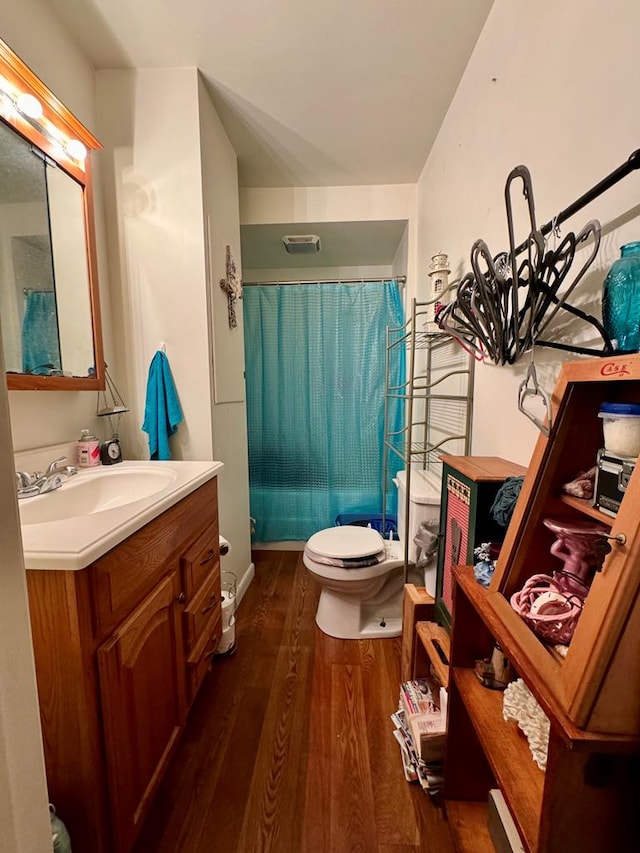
xmin=395 ymin=468 xmax=441 ymax=565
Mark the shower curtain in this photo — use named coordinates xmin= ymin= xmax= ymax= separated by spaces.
xmin=21 ymin=289 xmax=61 ymax=374
xmin=243 ymin=280 xmax=404 ymax=542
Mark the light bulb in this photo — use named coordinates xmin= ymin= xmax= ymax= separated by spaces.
xmin=16 ymin=93 xmax=43 ymax=119
xmin=66 ymin=138 xmax=87 ymax=161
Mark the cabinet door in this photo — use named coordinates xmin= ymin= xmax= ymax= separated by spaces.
xmin=97 ymin=573 xmax=186 ymax=852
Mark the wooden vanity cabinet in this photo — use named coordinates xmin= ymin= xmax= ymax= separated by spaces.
xmin=26 ymin=476 xmax=222 ymax=853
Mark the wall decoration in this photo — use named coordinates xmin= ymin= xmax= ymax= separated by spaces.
xmin=205 ymin=219 xmax=245 ymax=404
xmin=220 ymin=244 xmax=243 ymax=329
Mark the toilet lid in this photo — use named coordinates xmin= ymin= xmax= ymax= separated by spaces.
xmin=307 ymin=526 xmax=385 ymax=559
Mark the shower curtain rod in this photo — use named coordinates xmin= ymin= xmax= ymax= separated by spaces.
xmin=243 ymin=276 xmax=406 ymax=287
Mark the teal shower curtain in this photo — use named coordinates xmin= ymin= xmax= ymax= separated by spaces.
xmin=243 ymin=280 xmax=404 ymax=542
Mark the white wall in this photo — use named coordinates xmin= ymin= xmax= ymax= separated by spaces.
xmin=197 ymin=75 xmax=252 ymax=584
xmin=416 ymin=0 xmax=640 ymax=466
xmin=96 ymin=69 xmax=252 ymax=582
xmin=0 ymin=335 xmax=51 ymax=851
xmin=392 ymin=222 xmax=409 ymax=281
xmin=1 ymin=0 xmax=114 ymax=452
xmin=96 ymin=67 xmax=213 ymax=462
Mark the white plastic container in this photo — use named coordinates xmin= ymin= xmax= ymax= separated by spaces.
xmin=395 ymin=468 xmax=441 ymax=593
xmin=598 ymin=402 xmax=640 ymax=459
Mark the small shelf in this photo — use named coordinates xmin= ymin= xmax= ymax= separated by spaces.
xmin=559 ymin=493 xmax=613 ymax=524
xmin=385 ymin=436 xmax=469 ymax=463
xmin=458 ymin=567 xmax=640 ymax=752
xmin=453 ymin=668 xmax=544 ymax=853
xmin=389 ymin=329 xmax=464 ymax=351
xmin=446 ymin=800 xmax=494 ymax=853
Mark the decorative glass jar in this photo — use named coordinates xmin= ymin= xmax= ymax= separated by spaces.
xmin=602 ymin=241 xmax=640 ymax=352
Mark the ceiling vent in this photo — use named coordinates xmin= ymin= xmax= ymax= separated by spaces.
xmin=282 ymin=234 xmax=321 ymax=254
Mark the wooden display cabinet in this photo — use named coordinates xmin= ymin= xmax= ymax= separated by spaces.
xmin=489 ymin=354 xmax=640 ymax=736
xmin=438 ymin=354 xmax=640 ymax=851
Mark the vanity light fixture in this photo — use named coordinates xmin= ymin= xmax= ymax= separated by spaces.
xmin=16 ymin=92 xmax=42 ymax=118
xmin=0 ymin=67 xmax=92 ymax=173
xmin=65 ymin=138 xmax=87 ymax=161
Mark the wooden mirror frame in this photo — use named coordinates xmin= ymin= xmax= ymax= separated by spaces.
xmin=0 ymin=36 xmax=104 ymax=391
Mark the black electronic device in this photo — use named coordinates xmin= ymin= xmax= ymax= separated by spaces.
xmin=594 ymin=448 xmax=635 ymax=517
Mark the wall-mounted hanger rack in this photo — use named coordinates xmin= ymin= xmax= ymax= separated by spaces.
xmin=436 ymin=149 xmax=640 ymax=364
xmin=513 ymin=149 xmax=640 ymax=257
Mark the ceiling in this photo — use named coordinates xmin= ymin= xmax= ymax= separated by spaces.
xmin=44 ymin=0 xmax=494 ymax=189
xmin=40 ymin=1 xmax=493 ymax=270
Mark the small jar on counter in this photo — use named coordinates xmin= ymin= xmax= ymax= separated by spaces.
xmin=77 ymin=428 xmax=101 ymax=467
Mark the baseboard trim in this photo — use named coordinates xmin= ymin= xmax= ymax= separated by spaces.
xmin=236 ymin=561 xmax=255 ymax=607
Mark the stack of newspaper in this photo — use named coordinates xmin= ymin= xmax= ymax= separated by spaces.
xmin=391 ymin=677 xmax=447 ymax=795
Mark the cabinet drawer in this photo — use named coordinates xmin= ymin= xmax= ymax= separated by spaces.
xmin=181 ymin=526 xmax=219 ymax=601
xmin=183 ymin=565 xmax=221 ymax=653
xmin=186 ymin=613 xmax=222 ymax=703
xmin=92 ymin=479 xmax=218 ymax=639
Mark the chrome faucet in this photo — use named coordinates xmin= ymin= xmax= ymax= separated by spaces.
xmin=16 ymin=456 xmax=78 ymax=499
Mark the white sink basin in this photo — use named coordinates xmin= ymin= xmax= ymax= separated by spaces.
xmin=19 ymin=466 xmax=179 ymax=525
xmin=19 ymin=460 xmax=224 ymax=571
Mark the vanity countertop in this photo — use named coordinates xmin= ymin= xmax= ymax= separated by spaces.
xmin=20 ymin=460 xmax=223 ymax=571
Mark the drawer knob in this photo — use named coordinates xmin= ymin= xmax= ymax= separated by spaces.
xmin=176 ymin=592 xmax=186 ymax=605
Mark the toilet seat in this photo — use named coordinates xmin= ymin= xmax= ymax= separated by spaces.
xmin=304 ymin=546 xmax=386 ymax=568
xmin=307 ymin=525 xmax=384 ymax=559
xmin=304 ymin=526 xmax=403 ymax=584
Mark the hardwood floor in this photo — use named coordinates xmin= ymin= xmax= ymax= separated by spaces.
xmin=132 ymin=550 xmax=454 ymax=853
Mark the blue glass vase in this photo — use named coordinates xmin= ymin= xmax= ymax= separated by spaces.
xmin=602 ymin=242 xmax=640 ymax=353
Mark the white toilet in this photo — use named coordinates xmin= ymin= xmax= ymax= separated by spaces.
xmin=303 ymin=468 xmax=441 ymax=639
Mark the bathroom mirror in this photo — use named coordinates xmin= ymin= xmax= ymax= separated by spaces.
xmin=0 ymin=36 xmax=104 ymax=390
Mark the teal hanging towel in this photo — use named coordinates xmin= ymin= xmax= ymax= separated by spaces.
xmin=22 ymin=290 xmax=62 ymax=374
xmin=142 ymin=350 xmax=184 ymax=460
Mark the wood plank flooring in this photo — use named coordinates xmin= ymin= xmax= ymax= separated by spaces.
xmin=132 ymin=550 xmax=454 ymax=853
